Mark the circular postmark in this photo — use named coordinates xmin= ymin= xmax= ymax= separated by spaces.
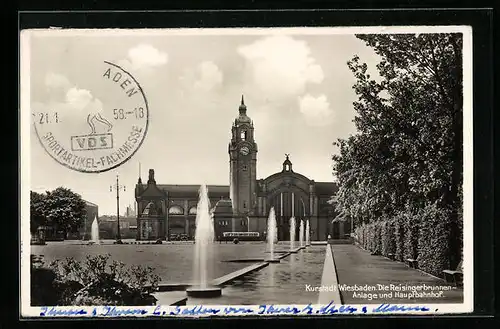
xmin=33 ymin=61 xmax=149 ymax=173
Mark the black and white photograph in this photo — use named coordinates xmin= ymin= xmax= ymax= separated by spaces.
xmin=21 ymin=26 xmax=473 ymax=317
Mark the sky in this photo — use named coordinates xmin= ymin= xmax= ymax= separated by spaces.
xmin=26 ymin=28 xmax=382 ymax=215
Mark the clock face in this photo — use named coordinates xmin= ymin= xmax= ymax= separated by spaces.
xmin=239 ymin=146 xmax=250 ymax=155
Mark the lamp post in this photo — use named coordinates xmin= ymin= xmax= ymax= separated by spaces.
xmin=110 ymin=175 xmax=126 ymax=244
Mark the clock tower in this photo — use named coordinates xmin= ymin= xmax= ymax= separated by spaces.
xmin=229 ymin=95 xmax=258 ymax=215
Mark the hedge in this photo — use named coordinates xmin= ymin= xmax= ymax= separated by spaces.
xmin=381 ymin=219 xmax=396 ymax=257
xmin=353 ymin=203 xmax=462 ymax=279
xmin=417 ymin=204 xmax=453 ymax=277
xmin=394 ymin=213 xmax=406 ymax=262
xmin=403 ymin=211 xmax=420 ymax=261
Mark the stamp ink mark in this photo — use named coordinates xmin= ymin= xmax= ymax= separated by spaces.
xmin=70 ymin=133 xmax=114 ymax=152
xmin=33 ymin=61 xmax=150 ymax=173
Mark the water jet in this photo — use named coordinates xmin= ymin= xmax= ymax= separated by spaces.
xmin=305 ymin=219 xmax=311 ymax=247
xmin=188 ymin=184 xmax=222 ymax=298
xmin=90 ymin=216 xmax=100 ymax=245
xmin=266 ymin=207 xmax=279 ymax=262
xmin=299 ymin=219 xmax=304 ymax=248
xmin=289 ymin=216 xmax=296 ymax=252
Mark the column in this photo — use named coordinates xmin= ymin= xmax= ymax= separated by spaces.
xmin=280 ymin=193 xmax=284 ymax=218
xmin=280 ymin=193 xmax=284 ymax=240
xmin=292 ymin=193 xmax=295 ymax=217
xmin=309 ymin=195 xmax=314 ymax=215
xmin=231 ymin=217 xmax=236 ymax=232
xmin=184 ymin=200 xmax=189 ymax=235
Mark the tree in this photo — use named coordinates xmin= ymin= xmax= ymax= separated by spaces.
xmin=43 ymin=187 xmax=87 ymax=235
xmin=30 ymin=191 xmax=47 ymax=233
xmin=354 ymin=33 xmax=463 ymax=212
xmin=333 ymin=33 xmax=463 ymax=267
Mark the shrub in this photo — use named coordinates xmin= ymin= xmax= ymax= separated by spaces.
xmin=31 ymin=255 xmax=59 ymax=306
xmin=373 ymin=222 xmax=382 ymax=255
xmin=355 ymin=224 xmax=365 ymax=248
xmin=394 ymin=213 xmax=406 ymax=262
xmin=365 ymin=224 xmax=372 ymax=251
xmin=368 ymin=223 xmax=376 ymax=253
xmin=403 ymin=211 xmax=420 ymax=261
xmin=381 ymin=219 xmax=396 ymax=257
xmin=417 ymin=204 xmax=453 ymax=277
xmin=31 ymin=254 xmax=161 ymax=306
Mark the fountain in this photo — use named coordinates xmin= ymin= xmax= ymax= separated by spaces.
xmin=299 ymin=219 xmax=304 ymax=248
xmin=289 ymin=216 xmax=296 ymax=252
xmin=266 ymin=207 xmax=279 ymax=263
xmin=186 ymin=184 xmax=222 ymax=298
xmin=306 ymin=219 xmax=310 ymax=247
xmin=90 ymin=216 xmax=100 ymax=245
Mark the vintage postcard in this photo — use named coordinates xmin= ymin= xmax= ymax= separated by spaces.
xmin=20 ymin=26 xmax=473 ymax=318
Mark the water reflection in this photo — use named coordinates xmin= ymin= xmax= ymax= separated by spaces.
xmin=290 ymin=254 xmax=295 ymax=279
xmin=187 ymin=246 xmax=326 ymax=305
xmin=268 ymin=262 xmax=276 ymax=288
xmin=298 ymin=250 xmax=304 ymax=264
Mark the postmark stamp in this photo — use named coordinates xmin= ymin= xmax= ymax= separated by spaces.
xmin=32 ymin=61 xmax=149 ymax=173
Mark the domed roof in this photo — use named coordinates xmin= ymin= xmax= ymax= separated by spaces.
xmin=239 ymin=97 xmax=247 ymax=112
xmin=236 ymin=114 xmax=252 ymax=124
xmin=235 ymin=95 xmax=252 ymax=124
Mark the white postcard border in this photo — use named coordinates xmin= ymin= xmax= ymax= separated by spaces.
xmin=20 ymin=25 xmax=474 ymax=317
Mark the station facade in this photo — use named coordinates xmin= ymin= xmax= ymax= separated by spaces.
xmin=135 ymin=97 xmax=349 ymax=241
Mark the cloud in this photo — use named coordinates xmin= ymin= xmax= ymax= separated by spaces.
xmin=193 ymin=61 xmax=223 ymax=92
xmin=238 ymin=35 xmax=324 ymax=101
xmin=65 ymin=87 xmax=93 ymax=109
xmin=43 ymin=72 xmax=104 ymax=115
xmin=45 ymin=72 xmax=72 ymax=91
xmin=179 ymin=61 xmax=224 ymax=96
xmin=298 ymin=94 xmax=334 ymax=126
xmin=120 ymin=44 xmax=168 ymax=71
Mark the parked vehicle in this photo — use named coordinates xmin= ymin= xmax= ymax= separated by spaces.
xmin=221 ymin=232 xmax=260 ymax=242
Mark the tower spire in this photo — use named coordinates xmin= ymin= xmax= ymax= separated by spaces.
xmin=283 ymin=153 xmax=293 ymax=172
xmin=239 ymin=94 xmax=247 ymax=115
xmin=138 ymin=162 xmax=142 ymax=184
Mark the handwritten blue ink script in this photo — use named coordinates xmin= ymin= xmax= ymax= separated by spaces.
xmin=37 ymin=303 xmax=433 ymax=317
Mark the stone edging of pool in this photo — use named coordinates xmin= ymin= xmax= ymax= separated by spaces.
xmin=151 ymin=245 xmax=317 ymax=293
xmin=318 ymin=244 xmax=343 ymax=304
xmin=150 ymin=262 xmax=271 ymax=293
xmin=151 ymin=245 xmax=319 ymax=305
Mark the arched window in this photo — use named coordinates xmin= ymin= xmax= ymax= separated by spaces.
xmin=188 ymin=206 xmax=197 ymax=215
xmin=168 ymin=205 xmax=184 ymax=215
xmin=240 ymin=130 xmax=247 ymax=140
xmin=285 ymin=164 xmax=290 ymax=171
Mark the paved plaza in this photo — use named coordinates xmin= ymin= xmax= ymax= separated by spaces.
xmin=331 ymin=244 xmax=464 ymax=304
xmin=31 ymin=241 xmax=463 ymax=306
